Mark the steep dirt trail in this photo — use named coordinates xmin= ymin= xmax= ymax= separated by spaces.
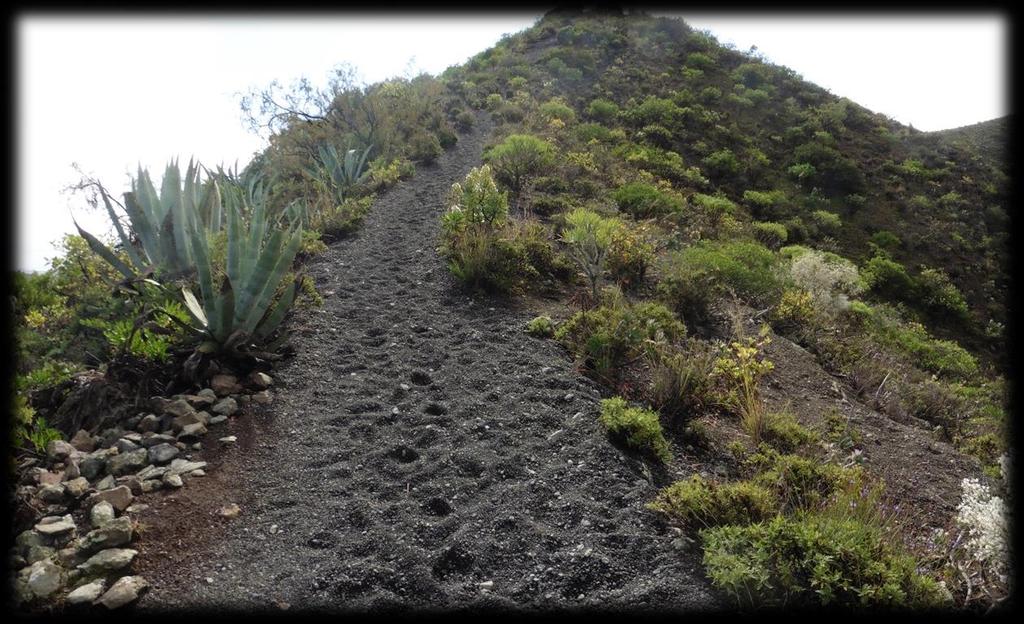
xmin=139 ymin=115 xmax=720 ymax=612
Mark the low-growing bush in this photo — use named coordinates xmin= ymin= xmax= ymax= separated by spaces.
xmin=650 ymin=474 xmax=777 ymax=529
xmin=526 ymin=315 xmax=555 ymax=338
xmin=752 ymin=221 xmax=788 ymax=249
xmin=751 ymin=450 xmax=862 ymax=511
xmin=539 ymin=97 xmax=576 ymax=124
xmin=763 ymin=411 xmax=817 ymax=452
xmin=407 ymin=132 xmax=443 ymax=164
xmin=556 ymin=291 xmax=685 ymax=383
xmin=599 ymin=397 xmax=671 ymax=462
xmin=586 ymin=97 xmax=620 ymax=123
xmin=611 ymin=182 xmax=682 ymax=219
xmin=605 ymin=223 xmax=655 ymax=290
xmin=658 ymin=241 xmax=781 ymax=323
xmin=650 ymin=342 xmax=718 ymax=423
xmin=712 ymin=332 xmax=775 ymax=443
xmin=701 ymin=512 xmax=947 ymax=609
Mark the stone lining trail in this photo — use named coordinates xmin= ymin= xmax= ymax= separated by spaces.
xmin=139 ymin=113 xmax=720 ymax=612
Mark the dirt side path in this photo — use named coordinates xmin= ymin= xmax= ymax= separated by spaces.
xmin=137 ymin=115 xmax=720 ymax=613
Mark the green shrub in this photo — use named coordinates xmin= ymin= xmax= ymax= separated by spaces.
xmin=659 ymin=240 xmax=781 ymax=311
xmin=454 ymin=110 xmax=476 ymax=132
xmin=861 ymin=254 xmax=915 ymax=300
xmin=484 ymin=134 xmax=556 ymax=212
xmin=685 ymin=52 xmax=715 ymax=69
xmin=539 ymin=97 xmax=577 ymax=124
xmin=484 ymin=92 xmax=504 ymax=111
xmin=612 ymin=182 xmax=682 ymax=218
xmin=556 ymin=293 xmax=685 ymax=382
xmin=702 ymin=513 xmax=947 ymax=608
xmin=366 ymin=157 xmax=415 ymax=192
xmin=599 ymin=397 xmax=671 ymax=462
xmin=651 ymin=343 xmax=719 ymax=422
xmin=763 ymin=411 xmax=817 ymax=452
xmin=869 ymin=230 xmax=901 ymax=251
xmin=650 ymin=474 xmax=778 ymax=529
xmin=742 ymin=189 xmax=788 ymax=219
xmin=407 ymin=132 xmax=443 ymax=163
xmin=915 ymin=267 xmax=969 ymax=319
xmin=752 ymin=221 xmax=788 ymax=249
xmin=560 ymin=208 xmax=619 ymax=297
xmin=691 ymin=193 xmax=738 ymax=226
xmin=606 ymin=223 xmax=654 ymax=290
xmin=859 ymin=305 xmax=978 ymax=379
xmin=586 ymin=97 xmax=620 ymax=123
xmin=622 ymin=145 xmax=704 ymax=185
xmin=752 ymin=451 xmax=862 ymax=511
xmin=526 ymin=316 xmax=555 ymax=338
xmin=702 ymin=149 xmax=741 ymax=178
xmin=810 ymin=209 xmax=842 ymax=235
xmin=625 ymin=96 xmax=683 ymax=128
xmin=442 ymin=164 xmax=508 ymax=230
xmin=574 ymin=122 xmax=614 ymax=144
xmin=316 ymin=196 xmax=374 ymax=240
xmin=436 ymin=125 xmax=458 ymax=149
xmin=638 ymin=124 xmax=674 ymax=149
xmin=496 ymin=102 xmax=526 ymax=123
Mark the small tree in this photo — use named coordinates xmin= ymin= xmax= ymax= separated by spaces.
xmin=484 ymin=134 xmax=555 ymax=217
xmin=561 ymin=208 xmax=617 ymax=299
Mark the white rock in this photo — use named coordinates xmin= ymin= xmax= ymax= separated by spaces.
xmin=66 ymin=578 xmax=106 ymax=604
xmin=27 ymin=559 xmax=63 ymax=598
xmin=96 ymin=575 xmax=148 ymax=609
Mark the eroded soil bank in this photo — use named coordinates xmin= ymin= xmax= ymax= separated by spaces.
xmin=135 ymin=114 xmax=720 ymax=613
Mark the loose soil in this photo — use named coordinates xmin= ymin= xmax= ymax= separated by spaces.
xmin=134 ymin=114 xmax=721 ymax=613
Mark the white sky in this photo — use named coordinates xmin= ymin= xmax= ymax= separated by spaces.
xmin=16 ymin=13 xmax=1008 ymax=272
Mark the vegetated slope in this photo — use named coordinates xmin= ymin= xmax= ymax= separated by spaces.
xmin=135 ymin=112 xmax=720 ymax=612
xmin=928 ymin=115 xmax=1011 ymax=167
xmin=443 ymin=10 xmax=1009 ymax=368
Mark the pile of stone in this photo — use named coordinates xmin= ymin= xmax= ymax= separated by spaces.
xmin=10 ymin=372 xmax=273 ymax=610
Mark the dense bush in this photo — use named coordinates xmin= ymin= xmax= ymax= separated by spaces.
xmin=751 ymin=221 xmax=788 ymax=249
xmin=484 ymin=134 xmax=556 ymax=213
xmin=525 ymin=315 xmax=555 ymax=338
xmin=611 ymin=182 xmax=683 ymax=218
xmin=650 ymin=474 xmax=778 ymax=529
xmin=599 ymin=397 xmax=672 ymax=462
xmin=586 ymin=97 xmax=620 ymax=123
xmin=658 ymin=241 xmax=781 ymax=322
xmin=605 ymin=222 xmax=655 ymax=290
xmin=407 ymin=132 xmax=443 ymax=163
xmin=555 ymin=290 xmax=685 ymax=382
xmin=702 ymin=512 xmax=947 ymax=609
xmin=851 ymin=303 xmax=978 ymax=379
xmin=650 ymin=342 xmax=717 ymax=423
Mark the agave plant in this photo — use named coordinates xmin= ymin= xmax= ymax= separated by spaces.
xmin=75 ymin=159 xmax=222 ymax=281
xmin=181 ymin=174 xmax=304 ymax=355
xmin=306 ymin=143 xmax=372 ymax=203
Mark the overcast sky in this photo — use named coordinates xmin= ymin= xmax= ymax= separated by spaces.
xmin=16 ymin=13 xmax=1008 ymax=272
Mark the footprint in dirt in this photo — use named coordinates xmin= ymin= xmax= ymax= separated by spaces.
xmin=410 ymin=371 xmax=433 ymax=386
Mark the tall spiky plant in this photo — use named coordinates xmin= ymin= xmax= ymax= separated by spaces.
xmin=181 ymin=172 xmax=304 ymax=355
xmin=75 ymin=159 xmax=222 ymax=281
xmin=306 ymin=143 xmax=372 ymax=203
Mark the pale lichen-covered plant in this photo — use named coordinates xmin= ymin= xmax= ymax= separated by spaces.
xmin=785 ymin=247 xmax=865 ymax=315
